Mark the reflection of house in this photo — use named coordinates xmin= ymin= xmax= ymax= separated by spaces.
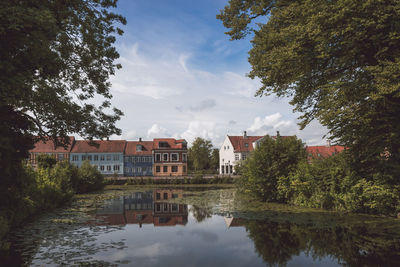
xmin=219 ymin=132 xmax=263 ymax=175
xmin=95 ymin=190 xmax=188 ymax=227
xmin=124 ymin=139 xmax=153 ymax=177
xmin=70 ymin=140 xmax=126 ymax=176
xmin=224 ymin=216 xmax=245 ymax=228
xmin=152 ymin=139 xmax=188 ymax=177
xmin=306 ymin=143 xmax=345 ymax=163
xmin=28 ymin=136 xmax=76 ymax=168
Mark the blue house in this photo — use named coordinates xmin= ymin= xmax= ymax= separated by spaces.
xmin=124 ymin=139 xmax=153 ymax=177
xmin=70 ymin=140 xmax=126 ymax=176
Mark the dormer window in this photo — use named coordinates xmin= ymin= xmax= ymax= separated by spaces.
xmin=159 ymin=141 xmax=169 ymax=148
xmin=136 ymin=144 xmax=142 ymax=152
xmin=245 ymin=143 xmax=248 ymax=148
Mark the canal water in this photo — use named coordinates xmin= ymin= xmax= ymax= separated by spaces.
xmin=2 ymin=186 xmax=400 ymax=266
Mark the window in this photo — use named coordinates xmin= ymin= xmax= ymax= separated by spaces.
xmin=156 ymin=203 xmax=161 ymax=211
xmin=100 ymin=155 xmax=105 ymax=161
xmin=227 ymin=146 xmax=229 ymax=149
xmin=87 ymin=155 xmax=92 ymax=161
xmin=245 ymin=143 xmax=248 ymax=148
xmin=171 ymin=204 xmax=178 ymax=212
xmin=113 ymin=165 xmax=120 ymax=171
xmin=172 ymin=166 xmax=178 ymax=172
xmin=106 ymin=165 xmax=111 ymax=171
xmin=132 ymin=167 xmax=136 ymax=173
xmin=183 ymin=165 xmax=186 ymax=173
xmin=156 ymin=193 xmax=161 ymax=200
xmin=182 ymin=153 xmax=187 ymax=162
xmin=224 ymin=146 xmax=226 ymax=150
xmin=113 ymin=155 xmax=119 ymax=161
xmin=106 ymin=155 xmax=111 ymax=161
xmin=72 ymin=155 xmax=79 ymax=161
xmin=124 ymin=156 xmax=129 ymax=162
xmin=235 ymin=154 xmax=239 ymax=161
xmin=136 ymin=144 xmax=142 ymax=151
xmin=163 ymin=192 xmax=168 ymax=199
xmin=58 ymin=153 xmax=64 ymax=160
xmin=242 ymin=154 xmax=247 ymax=160
xmin=171 ymin=153 xmax=178 ymax=161
xmin=159 ymin=141 xmax=169 ymax=148
xmin=163 ymin=166 xmax=168 ymax=172
xmin=156 ymin=166 xmax=160 ymax=172
xmin=100 ymin=165 xmax=105 ymax=171
xmin=221 ymin=165 xmax=224 ymax=174
xmin=94 ymin=155 xmax=98 ymax=161
xmin=137 ymin=167 xmax=142 ymax=173
xmin=155 ymin=153 xmax=161 ymax=162
xmin=172 ymin=194 xmax=178 ymax=198
xmin=82 ymin=155 xmax=86 ymax=161
xmin=125 ymin=167 xmax=129 ymax=173
xmin=162 ymin=153 xmax=168 ymax=161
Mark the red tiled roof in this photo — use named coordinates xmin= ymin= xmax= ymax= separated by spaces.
xmin=306 ymin=145 xmax=345 ymax=158
xmin=125 ymin=141 xmax=153 ymax=155
xmin=70 ymin=140 xmax=126 ymax=153
xmin=30 ymin=136 xmax=75 ymax=153
xmin=228 ymin=136 xmax=264 ymax=152
xmin=153 ymin=138 xmax=187 ymax=150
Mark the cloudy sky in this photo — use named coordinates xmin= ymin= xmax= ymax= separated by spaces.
xmin=107 ymin=0 xmax=328 ymax=147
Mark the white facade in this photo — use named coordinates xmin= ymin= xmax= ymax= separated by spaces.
xmin=219 ymin=136 xmax=237 ymax=175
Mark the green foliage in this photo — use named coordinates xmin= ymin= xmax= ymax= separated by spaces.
xmin=76 ymin=161 xmax=104 ymax=193
xmin=238 ymin=135 xmax=307 ymax=201
xmin=218 ymin=0 xmax=400 ymax=179
xmin=37 ymin=154 xmax=57 ymax=169
xmin=188 ymin=137 xmax=218 ymax=173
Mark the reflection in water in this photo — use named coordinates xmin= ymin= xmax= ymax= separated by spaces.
xmin=2 ymin=187 xmax=400 ymax=266
xmin=96 ymin=189 xmax=188 ymax=227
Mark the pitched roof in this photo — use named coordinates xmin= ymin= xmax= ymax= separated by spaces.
xmin=30 ymin=136 xmax=75 ymax=153
xmin=306 ymin=145 xmax=345 ymax=158
xmin=153 ymin=138 xmax=187 ymax=150
xmin=125 ymin=141 xmax=153 ymax=155
xmin=228 ymin=136 xmax=264 ymax=152
xmin=70 ymin=140 xmax=126 ymax=153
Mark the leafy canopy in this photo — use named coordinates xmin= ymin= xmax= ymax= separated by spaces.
xmin=218 ymin=0 xmax=400 ymax=178
xmin=188 ymin=137 xmax=214 ymax=171
xmin=0 ymin=0 xmax=126 ymax=146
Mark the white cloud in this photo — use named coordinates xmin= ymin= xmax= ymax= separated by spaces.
xmin=180 ymin=121 xmax=220 ymax=145
xmin=176 ymin=99 xmax=216 ymax=112
xmin=147 ymin=124 xmax=170 ymax=139
xmin=247 ymin=113 xmax=296 ymax=136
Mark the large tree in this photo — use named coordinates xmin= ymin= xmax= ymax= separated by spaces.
xmin=0 ymin=0 xmax=125 ymax=229
xmin=188 ymin=137 xmax=213 ymax=171
xmin=217 ymin=0 xmax=400 ymax=180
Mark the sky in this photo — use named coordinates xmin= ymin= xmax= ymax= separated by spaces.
xmin=107 ymin=0 xmax=329 ymax=147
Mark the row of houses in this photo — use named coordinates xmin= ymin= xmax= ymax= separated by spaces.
xmin=219 ymin=131 xmax=345 ymax=175
xmin=28 ymin=137 xmax=188 ymax=177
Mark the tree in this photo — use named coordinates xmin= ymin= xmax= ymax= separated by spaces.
xmin=210 ymin=148 xmax=219 ymax=172
xmin=217 ymin=0 xmax=400 ymax=180
xmin=188 ymin=137 xmax=213 ymax=171
xmin=0 ymin=0 xmax=125 ymax=232
xmin=238 ymin=135 xmax=306 ymax=201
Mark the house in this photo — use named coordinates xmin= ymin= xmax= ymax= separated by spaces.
xmin=69 ymin=140 xmax=126 ymax=176
xmin=306 ymin=142 xmax=345 ymax=163
xmin=219 ymin=131 xmax=264 ymax=175
xmin=152 ymin=138 xmax=188 ymax=177
xmin=28 ymin=136 xmax=76 ymax=168
xmin=124 ymin=138 xmax=153 ymax=177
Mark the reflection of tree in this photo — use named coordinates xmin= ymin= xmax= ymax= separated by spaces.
xmin=244 ymin=218 xmax=400 ymax=267
xmin=190 ymin=205 xmax=212 ymax=223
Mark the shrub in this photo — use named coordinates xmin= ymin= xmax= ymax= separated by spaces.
xmin=76 ymin=160 xmax=104 ymax=193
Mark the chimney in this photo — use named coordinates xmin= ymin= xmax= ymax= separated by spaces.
xmin=243 ymin=131 xmax=247 ymax=139
xmin=106 ymin=137 xmax=109 ymax=141
xmin=139 ymin=137 xmax=142 ymax=142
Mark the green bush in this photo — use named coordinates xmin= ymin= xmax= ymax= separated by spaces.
xmin=76 ymin=160 xmax=104 ymax=193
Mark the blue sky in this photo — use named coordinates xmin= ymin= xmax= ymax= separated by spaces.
xmin=108 ymin=0 xmax=328 ymax=147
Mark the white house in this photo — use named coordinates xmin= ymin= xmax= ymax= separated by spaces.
xmin=219 ymin=131 xmax=264 ymax=175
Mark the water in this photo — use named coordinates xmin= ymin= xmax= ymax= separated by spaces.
xmin=3 ymin=186 xmax=400 ymax=266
